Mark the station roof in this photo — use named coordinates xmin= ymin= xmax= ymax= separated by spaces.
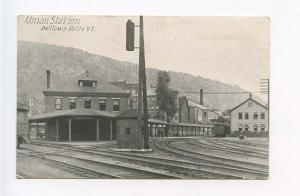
xmin=43 ymin=83 xmax=129 ymax=95
xmin=43 ymin=70 xmax=129 ymax=95
xmin=75 ymin=70 xmax=98 ymax=81
xmin=187 ymin=100 xmax=208 ymax=110
xmin=29 ymin=108 xmax=119 ymax=121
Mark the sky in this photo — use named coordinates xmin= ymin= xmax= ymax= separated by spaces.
xmin=18 ymin=15 xmax=270 ymax=100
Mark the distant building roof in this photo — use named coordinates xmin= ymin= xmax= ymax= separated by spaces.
xmin=117 ymin=109 xmax=139 ymax=119
xmin=174 ymin=122 xmax=213 ymax=127
xmin=187 ymin=100 xmax=208 ymax=110
xmin=29 ymin=108 xmax=119 ymax=121
xmin=229 ymin=97 xmax=269 ymax=112
xmin=110 ymin=81 xmax=139 ymax=89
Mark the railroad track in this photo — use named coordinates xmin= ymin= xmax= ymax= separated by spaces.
xmin=27 ymin=140 xmax=268 ymax=179
xmin=154 ymin=139 xmax=268 ymax=179
xmin=217 ymin=138 xmax=269 ymax=148
xmin=19 ymin=147 xmax=185 ymax=179
xmin=27 ymin=142 xmax=241 ymax=179
xmin=18 ymin=151 xmax=120 ymax=178
xmin=91 ymin=149 xmax=267 ymax=179
xmin=204 ymin=137 xmax=269 ymax=154
xmin=187 ymin=139 xmax=268 ymax=158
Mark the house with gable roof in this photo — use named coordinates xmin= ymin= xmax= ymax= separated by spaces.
xmin=230 ymin=94 xmax=269 ymax=135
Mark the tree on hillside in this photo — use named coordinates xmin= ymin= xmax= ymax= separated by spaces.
xmin=155 ymin=71 xmax=178 ymax=122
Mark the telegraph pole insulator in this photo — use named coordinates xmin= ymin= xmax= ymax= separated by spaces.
xmin=126 ymin=20 xmax=135 ymax=51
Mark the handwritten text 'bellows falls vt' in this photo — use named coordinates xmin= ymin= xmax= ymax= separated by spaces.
xmin=23 ymin=16 xmax=95 ymax=32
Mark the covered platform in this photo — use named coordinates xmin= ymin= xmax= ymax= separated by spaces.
xmin=28 ymin=108 xmax=119 ymax=142
xmin=148 ymin=119 xmax=213 ymax=138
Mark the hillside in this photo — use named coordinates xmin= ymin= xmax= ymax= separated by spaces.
xmin=17 ymin=41 xmax=258 ymax=114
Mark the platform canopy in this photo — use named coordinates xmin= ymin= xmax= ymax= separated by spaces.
xmin=173 ymin=122 xmax=213 ymax=128
xmin=148 ymin=118 xmax=170 ymax=125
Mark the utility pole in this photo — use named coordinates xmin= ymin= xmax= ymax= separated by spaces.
xmin=260 ymin=78 xmax=270 ymax=135
xmin=126 ymin=16 xmax=149 ymax=149
xmin=140 ymin=16 xmax=149 ymax=149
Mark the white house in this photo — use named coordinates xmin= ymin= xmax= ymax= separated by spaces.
xmin=230 ymin=94 xmax=268 ymax=134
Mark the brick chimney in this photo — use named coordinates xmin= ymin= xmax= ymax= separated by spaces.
xmin=249 ymin=93 xmax=252 ymax=99
xmin=200 ymin=89 xmax=204 ymax=105
xmin=46 ymin=70 xmax=50 ymax=89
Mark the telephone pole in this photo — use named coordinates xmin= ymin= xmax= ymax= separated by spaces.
xmin=260 ymin=78 xmax=269 ymax=135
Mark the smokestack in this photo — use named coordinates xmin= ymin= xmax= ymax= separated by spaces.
xmin=200 ymin=89 xmax=203 ymax=105
xmin=46 ymin=70 xmax=50 ymax=89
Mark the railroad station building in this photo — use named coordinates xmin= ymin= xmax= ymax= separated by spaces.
xmin=29 ymin=70 xmax=131 ymax=142
xmin=230 ymin=94 xmax=269 ymax=136
xmin=28 ymin=69 xmax=216 ymax=146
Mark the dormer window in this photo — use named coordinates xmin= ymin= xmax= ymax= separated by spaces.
xmin=78 ymin=80 xmax=97 ymax=87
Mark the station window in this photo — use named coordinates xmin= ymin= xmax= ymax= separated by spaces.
xmin=261 ymin=112 xmax=265 ymax=120
xmin=261 ymin=124 xmax=265 ymax=132
xmin=244 ymin=124 xmax=249 ymax=131
xmin=131 ymin=90 xmax=136 ymax=96
xmin=113 ymin=99 xmax=120 ymax=111
xmin=253 ymin=112 xmax=258 ymax=120
xmin=203 ymin=111 xmax=207 ymax=118
xmin=127 ymin=98 xmax=131 ymax=106
xmin=245 ymin=112 xmax=249 ymax=120
xmin=238 ymin=124 xmax=243 ymax=131
xmin=84 ymin=98 xmax=91 ymax=109
xmin=55 ymin=98 xmax=62 ymax=110
xmin=99 ymin=99 xmax=106 ymax=111
xmin=125 ymin=128 xmax=131 ymax=136
xmin=254 ymin=124 xmax=258 ymax=132
xmin=238 ymin=112 xmax=243 ymax=120
xmin=69 ymin=98 xmax=76 ymax=109
xmin=174 ymin=115 xmax=178 ymax=121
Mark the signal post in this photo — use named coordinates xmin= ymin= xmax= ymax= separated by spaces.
xmin=126 ymin=16 xmax=149 ymax=149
